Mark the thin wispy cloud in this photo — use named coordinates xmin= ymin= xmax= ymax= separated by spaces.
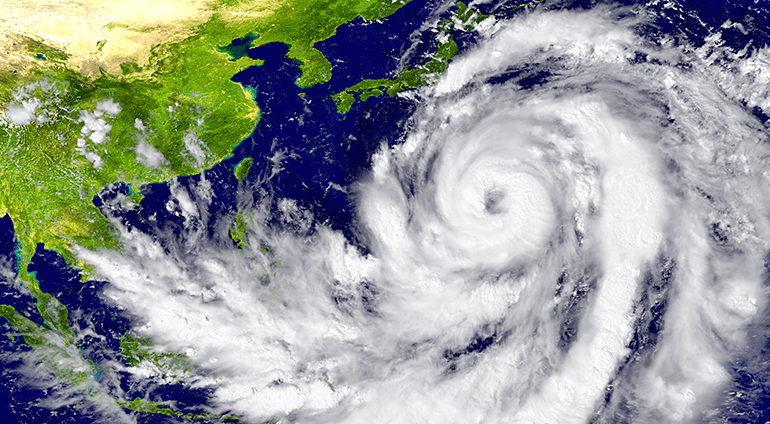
xmin=71 ymin=5 xmax=770 ymax=424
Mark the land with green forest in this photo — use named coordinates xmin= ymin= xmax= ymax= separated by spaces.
xmin=0 ymin=0 xmax=423 ymax=420
xmin=0 ymin=0 xmax=541 ymax=420
xmin=331 ymin=1 xmax=490 ymax=113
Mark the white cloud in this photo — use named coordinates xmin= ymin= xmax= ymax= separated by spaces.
xmin=96 ymin=98 xmax=122 ymax=116
xmin=135 ymin=139 xmax=167 ymax=169
xmin=3 ymin=79 xmax=62 ymax=126
xmin=133 ymin=118 xmax=147 ymax=131
xmin=75 ymin=5 xmax=770 ymax=424
xmin=72 ymin=97 xmax=122 ymax=168
xmin=131 ymin=118 xmax=168 ymax=169
xmin=6 ymin=98 xmax=41 ymax=126
xmin=183 ymin=130 xmax=210 ymax=168
xmin=78 ymin=110 xmax=112 ymax=145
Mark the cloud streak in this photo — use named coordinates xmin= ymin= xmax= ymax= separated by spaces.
xmin=76 ymin=4 xmax=770 ymax=424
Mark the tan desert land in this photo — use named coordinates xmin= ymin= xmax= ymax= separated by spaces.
xmin=0 ymin=0 xmax=220 ymax=75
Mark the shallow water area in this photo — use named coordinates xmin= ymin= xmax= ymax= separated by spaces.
xmin=85 ymin=5 xmax=770 ymax=422
xmin=8 ymin=1 xmax=770 ymax=423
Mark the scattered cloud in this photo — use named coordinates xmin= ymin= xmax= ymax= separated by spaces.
xmin=183 ymin=130 xmax=210 ymax=168
xmin=133 ymin=119 xmax=169 ymax=170
xmin=68 ymin=5 xmax=770 ymax=424
xmin=3 ymin=79 xmax=62 ymax=126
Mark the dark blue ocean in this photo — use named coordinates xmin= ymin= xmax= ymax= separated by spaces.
xmin=1 ymin=0 xmax=770 ymax=422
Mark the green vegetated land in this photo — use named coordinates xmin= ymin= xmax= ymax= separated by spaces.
xmin=0 ymin=0 xmax=421 ymax=420
xmin=17 ymin=34 xmax=72 ymax=62
xmin=212 ymin=0 xmax=415 ymax=87
xmin=120 ymin=334 xmax=195 ymax=377
xmin=0 ymin=0 xmax=545 ymax=420
xmin=331 ymin=1 xmax=490 ymax=114
xmin=116 ymin=397 xmax=242 ymax=422
xmin=0 ymin=305 xmax=92 ymax=385
xmin=233 ymin=156 xmax=254 ymax=183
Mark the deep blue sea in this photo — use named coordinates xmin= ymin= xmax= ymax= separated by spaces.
xmin=2 ymin=0 xmax=770 ymax=422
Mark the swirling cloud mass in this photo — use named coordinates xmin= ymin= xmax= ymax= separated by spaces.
xmin=82 ymin=2 xmax=770 ymax=423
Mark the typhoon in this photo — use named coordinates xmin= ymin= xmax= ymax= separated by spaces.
xmin=88 ymin=5 xmax=770 ymax=423
xmin=4 ymin=0 xmax=770 ymax=423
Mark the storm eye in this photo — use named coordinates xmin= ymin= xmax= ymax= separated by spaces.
xmin=483 ymin=189 xmax=506 ymax=214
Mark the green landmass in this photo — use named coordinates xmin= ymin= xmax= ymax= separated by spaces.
xmin=119 ymin=61 xmax=142 ymax=75
xmin=0 ymin=0 xmax=513 ymax=420
xmin=17 ymin=35 xmax=71 ymax=62
xmin=0 ymin=305 xmax=92 ymax=386
xmin=455 ymin=1 xmax=490 ymax=29
xmin=0 ymin=14 xmax=265 ymax=284
xmin=228 ymin=210 xmax=282 ymax=287
xmin=116 ymin=397 xmax=241 ymax=422
xmin=331 ymin=1 xmax=489 ymax=114
xmin=229 ymin=210 xmax=252 ymax=248
xmin=0 ymin=26 xmax=255 ymax=424
xmin=212 ymin=0 xmax=415 ymax=87
xmin=333 ymin=91 xmax=355 ymax=114
xmin=233 ymin=157 xmax=254 ymax=182
xmin=120 ymin=334 xmax=194 ymax=377
xmin=27 ymin=269 xmax=77 ymax=340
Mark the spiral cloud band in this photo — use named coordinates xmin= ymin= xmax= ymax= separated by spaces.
xmin=360 ymin=10 xmax=673 ymax=422
xmin=83 ymin=4 xmax=770 ymax=424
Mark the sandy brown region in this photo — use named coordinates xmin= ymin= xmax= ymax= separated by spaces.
xmin=0 ymin=0 xmax=214 ymax=76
